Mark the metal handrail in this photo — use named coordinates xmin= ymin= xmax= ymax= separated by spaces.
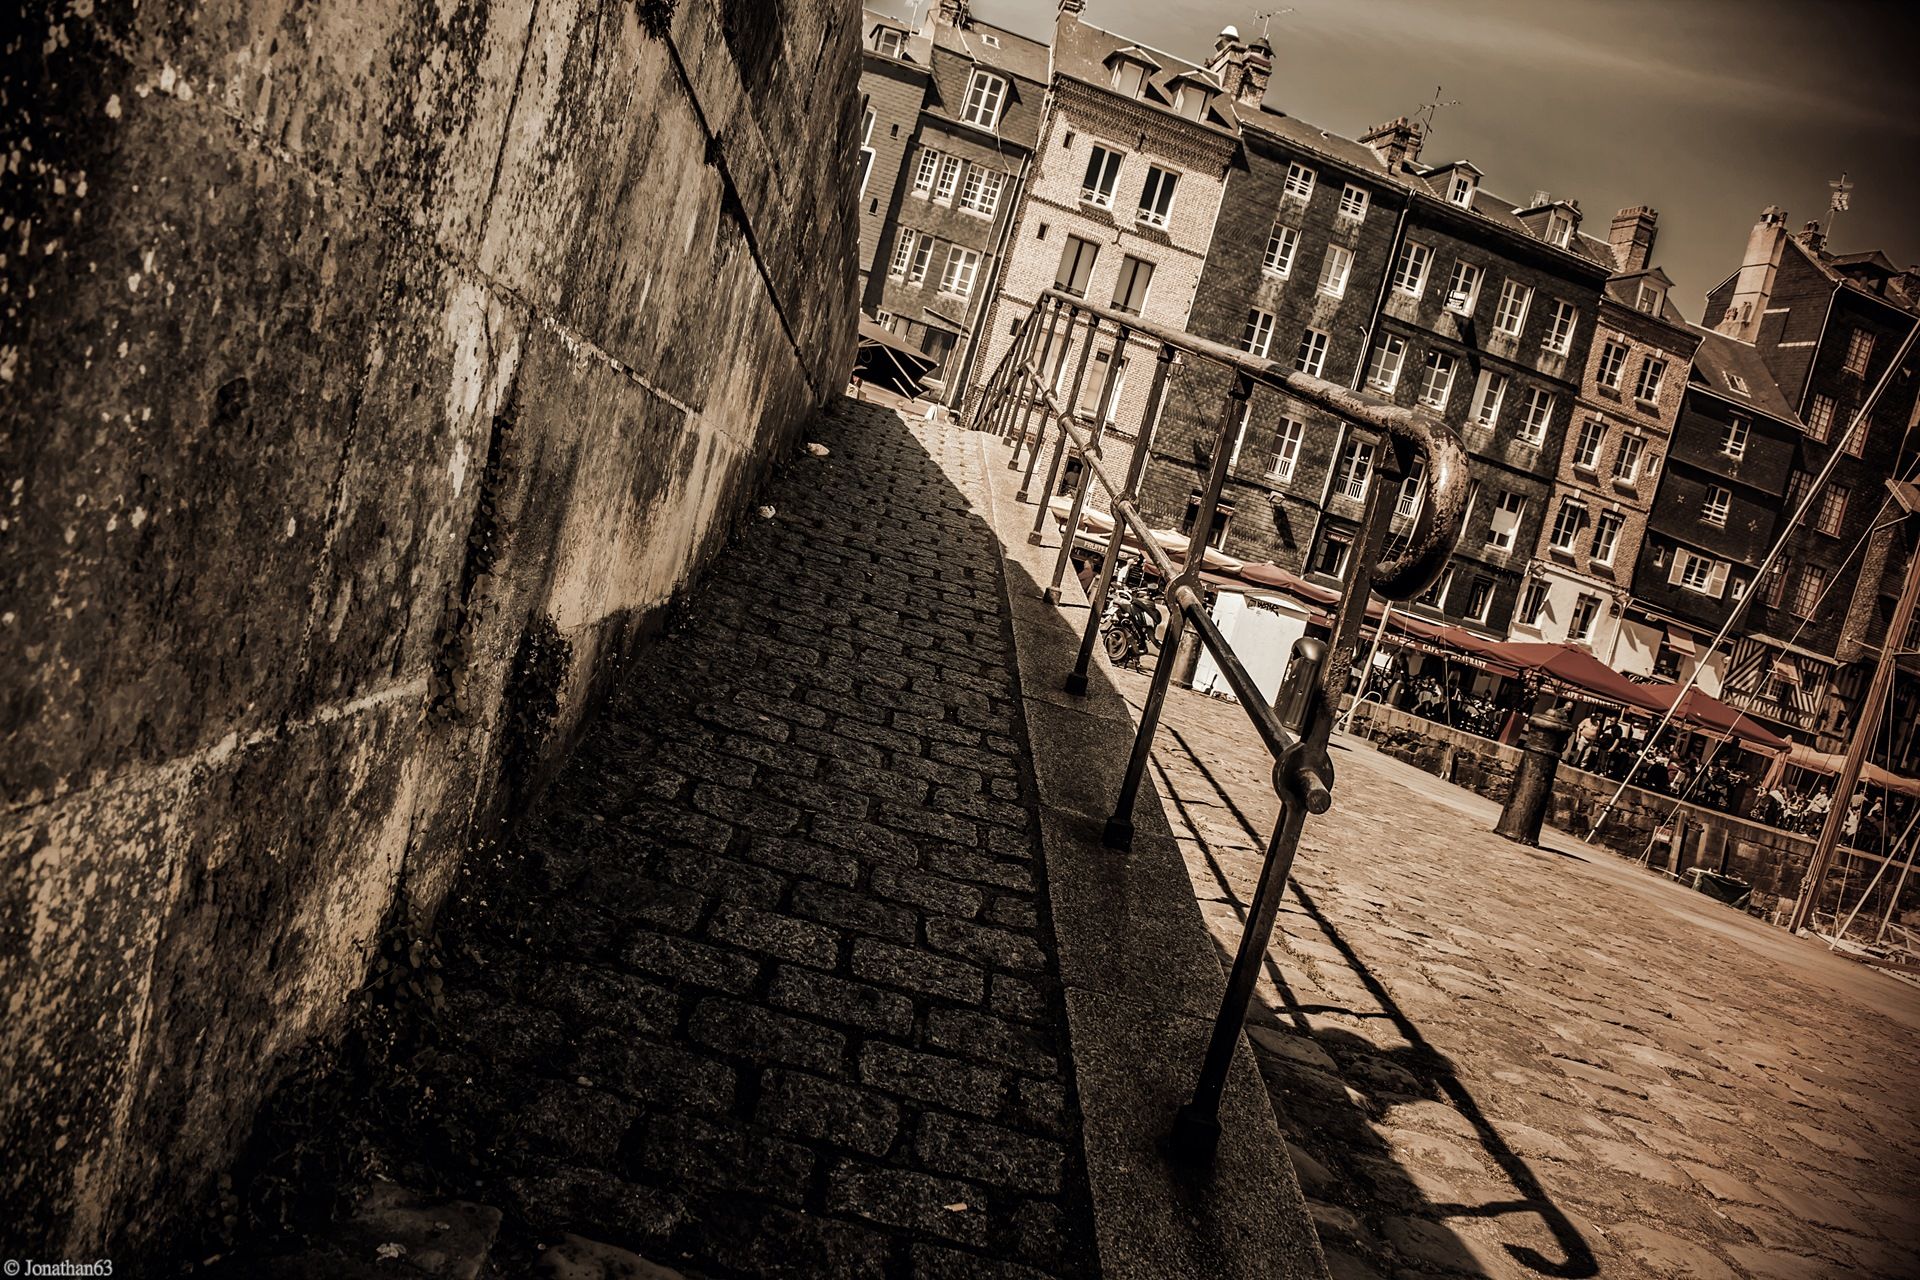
xmin=969 ymin=290 xmax=1474 ymax=1161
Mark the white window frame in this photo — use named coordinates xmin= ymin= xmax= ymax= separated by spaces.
xmin=960 ymin=69 xmax=1008 ymax=130
xmin=1295 ymin=328 xmax=1329 ymax=377
xmin=1283 ymin=161 xmax=1316 ymax=203
xmin=1241 ymin=308 xmax=1277 ymax=358
xmin=933 ymin=154 xmax=963 ymax=203
xmin=909 ymin=234 xmax=935 ymax=283
xmin=1270 ymin=417 xmax=1304 ymax=482
xmin=1807 ymin=393 xmax=1836 ymax=441
xmin=1518 ymin=387 xmax=1554 ymax=445
xmin=1702 ymin=484 xmax=1731 ymax=526
xmin=1493 ymin=279 xmax=1532 ymax=337
xmin=913 ymin=149 xmax=940 ymax=194
xmin=1674 ymin=548 xmax=1726 ymax=597
xmin=1393 ymin=241 xmax=1431 ymax=298
xmin=1549 ymin=500 xmax=1584 ymax=552
xmin=1843 ymin=328 xmax=1874 ymax=375
xmin=1634 ymin=356 xmax=1666 ymax=404
xmin=1569 ymin=593 xmax=1600 ymax=641
xmin=1448 ymin=172 xmax=1476 ymax=207
xmin=1488 ymin=491 xmax=1526 ymax=551
xmin=1337 ymin=183 xmax=1369 ymax=223
xmin=1635 ymin=281 xmax=1663 ymax=314
xmin=1417 ymin=350 xmax=1456 ymax=410
xmin=1137 ymin=165 xmax=1178 ymax=228
xmin=1336 ymin=440 xmax=1374 ymax=501
xmin=1590 ymin=510 xmax=1623 ymax=566
xmin=889 ymin=231 xmax=917 ymax=278
xmin=1111 ymin=254 xmax=1153 ymax=314
xmin=958 ymin=166 xmax=1003 ymax=217
xmin=1081 ymin=145 xmax=1122 ymax=208
xmin=1473 ymin=370 xmax=1508 ymax=429
xmin=1573 ymin=418 xmax=1606 ymax=471
xmin=1366 ymin=334 xmax=1407 ymax=392
xmin=1544 ymin=300 xmax=1577 ymax=355
xmin=940 ymin=245 xmax=981 ymax=298
xmin=1722 ymin=416 xmax=1750 ymax=459
xmin=1397 ymin=457 xmax=1427 ymax=518
xmin=1318 ymin=244 xmax=1354 ymax=299
xmin=875 ymin=27 xmax=904 ymax=58
xmin=1596 ymin=339 xmax=1628 ymax=389
xmin=1612 ymin=433 xmax=1645 ymax=483
xmin=1264 ymin=222 xmax=1299 ymax=277
xmin=1546 ymin=211 xmax=1573 ymax=248
xmin=1519 ymin=579 xmax=1550 ymax=626
xmin=1055 ymin=234 xmax=1098 ymax=297
xmin=1444 ymin=260 xmax=1480 ymax=314
xmin=1816 ymin=485 xmax=1849 ymax=536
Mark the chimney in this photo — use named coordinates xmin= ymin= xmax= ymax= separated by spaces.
xmin=1608 ymin=206 xmax=1658 ymax=273
xmin=1205 ymin=26 xmax=1273 ymax=109
xmin=1058 ymin=0 xmax=1085 ymax=16
xmin=934 ymin=0 xmax=970 ymax=26
xmin=1717 ymin=206 xmax=1789 ymax=340
xmin=1357 ymin=116 xmax=1424 ymax=171
xmin=1796 ymin=219 xmax=1826 ymax=255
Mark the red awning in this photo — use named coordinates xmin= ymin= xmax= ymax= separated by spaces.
xmin=1478 ymin=641 xmax=1672 ymax=714
xmin=1649 ymin=684 xmax=1792 ymax=752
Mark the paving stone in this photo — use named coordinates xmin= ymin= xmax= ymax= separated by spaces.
xmin=913 ymin=1112 xmax=1065 ymax=1194
xmin=792 ymin=880 xmax=918 ymax=942
xmin=618 ymin=930 xmax=759 ymax=995
xmin=768 ymin=965 xmax=915 ymax=1038
xmin=871 ymin=865 xmax=986 ymax=918
xmin=925 ymin=916 xmax=1048 ymax=973
xmin=625 ymin=1112 xmax=815 ymax=1203
xmin=826 ymin=1161 xmax=989 ymax=1246
xmin=810 ymin=814 xmax=922 ymax=865
xmin=926 ymin=1008 xmax=1058 ymax=1077
xmin=706 ymin=903 xmax=840 ymax=967
xmin=850 ymin=937 xmax=988 ymax=1004
xmin=906 ymin=1245 xmax=1058 ymax=1280
xmin=1604 ymin=1223 xmax=1738 ymax=1280
xmin=687 ymin=997 xmax=847 ymax=1075
xmin=860 ymin=1042 xmax=1006 ymax=1118
xmin=572 ymin=1032 xmax=737 ymax=1115
xmin=691 ymin=1198 xmax=891 ymax=1280
xmin=757 ymin=1068 xmax=902 ymax=1157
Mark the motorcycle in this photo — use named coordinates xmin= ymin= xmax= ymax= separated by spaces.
xmin=1101 ymin=581 xmax=1165 ymax=669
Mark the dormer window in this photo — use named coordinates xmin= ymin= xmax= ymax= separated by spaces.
xmin=1546 ymin=211 xmax=1573 ymax=247
xmin=875 ymin=27 xmax=903 ymax=58
xmin=1448 ymin=172 xmax=1476 ymax=207
xmin=961 ymin=70 xmax=1008 ymax=130
xmin=1635 ymin=281 xmax=1663 ymax=315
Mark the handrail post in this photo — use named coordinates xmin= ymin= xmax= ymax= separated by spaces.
xmin=1172 ymin=638 xmax=1333 ymax=1161
xmin=988 ymin=309 xmax=1039 ymax=438
xmin=1010 ymin=299 xmax=1065 ymax=469
xmin=1045 ymin=324 xmax=1132 ymax=602
xmin=1068 ymin=343 xmax=1176 ymax=696
xmin=1102 ymin=370 xmax=1251 ymax=850
xmin=1026 ymin=312 xmax=1098 ymax=523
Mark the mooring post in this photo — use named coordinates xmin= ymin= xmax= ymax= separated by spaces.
xmin=1494 ymin=706 xmax=1574 ymax=846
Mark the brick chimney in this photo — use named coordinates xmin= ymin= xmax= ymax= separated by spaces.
xmin=1205 ymin=27 xmax=1273 ymax=109
xmin=1608 ymin=206 xmax=1658 ymax=273
xmin=1796 ymin=219 xmax=1827 ymax=255
xmin=1058 ymin=0 xmax=1085 ymax=15
xmin=1357 ymin=116 xmax=1424 ymax=171
xmin=1717 ymin=206 xmax=1789 ymax=340
xmin=934 ymin=0 xmax=971 ymax=26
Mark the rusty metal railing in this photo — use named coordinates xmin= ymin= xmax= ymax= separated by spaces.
xmin=968 ymin=289 xmax=1470 ymax=1159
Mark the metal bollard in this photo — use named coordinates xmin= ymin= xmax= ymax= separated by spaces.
xmin=1493 ymin=706 xmax=1574 ymax=846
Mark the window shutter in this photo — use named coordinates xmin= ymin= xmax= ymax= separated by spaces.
xmin=1706 ymin=561 xmax=1729 ymax=598
xmin=1668 ymin=553 xmax=1687 ymax=586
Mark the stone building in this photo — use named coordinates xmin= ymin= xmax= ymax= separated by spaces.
xmin=1698 ymin=210 xmax=1920 ymax=760
xmin=968 ymin=1 xmax=1242 ymax=439
xmin=857 ymin=2 xmax=1049 ymax=402
xmin=1512 ymin=208 xmax=1702 ymax=663
xmin=1127 ymin=69 xmax=1613 ymax=636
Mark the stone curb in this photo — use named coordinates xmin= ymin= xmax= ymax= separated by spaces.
xmin=968 ymin=428 xmax=1329 ymax=1280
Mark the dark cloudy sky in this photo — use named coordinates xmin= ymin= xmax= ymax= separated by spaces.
xmin=873 ymin=0 xmax=1920 ymax=319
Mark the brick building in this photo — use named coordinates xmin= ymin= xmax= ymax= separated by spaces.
xmin=1126 ymin=58 xmax=1613 ymax=635
xmin=1512 ymin=208 xmax=1702 ymax=662
xmin=857 ymin=3 xmax=1048 ymax=403
xmin=1696 ymin=210 xmax=1920 ymax=762
xmin=968 ymin=1 xmax=1241 ymax=439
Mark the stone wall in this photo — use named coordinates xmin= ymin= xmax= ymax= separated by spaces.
xmin=1 ymin=0 xmax=858 ymax=1254
xmin=1344 ymin=702 xmax=1883 ymax=921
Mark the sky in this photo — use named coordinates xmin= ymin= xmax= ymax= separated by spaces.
xmin=872 ymin=0 xmax=1920 ymax=320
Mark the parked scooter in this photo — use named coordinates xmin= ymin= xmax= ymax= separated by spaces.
xmin=1101 ymin=581 xmax=1165 ymax=668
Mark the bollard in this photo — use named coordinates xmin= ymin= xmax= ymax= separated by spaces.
xmin=1493 ymin=706 xmax=1573 ymax=846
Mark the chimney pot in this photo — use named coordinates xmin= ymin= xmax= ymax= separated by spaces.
xmin=1608 ymin=205 xmax=1658 ymax=274
xmin=1206 ymin=24 xmax=1271 ymax=109
xmin=1358 ymin=115 xmax=1424 ymax=171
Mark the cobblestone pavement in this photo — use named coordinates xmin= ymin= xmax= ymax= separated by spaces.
xmin=412 ymin=399 xmax=1098 ymax=1277
xmin=1122 ymin=672 xmax=1920 ymax=1280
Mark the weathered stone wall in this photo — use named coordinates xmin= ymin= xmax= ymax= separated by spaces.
xmin=1343 ymin=702 xmax=1879 ymax=921
xmin=1 ymin=0 xmax=858 ymax=1254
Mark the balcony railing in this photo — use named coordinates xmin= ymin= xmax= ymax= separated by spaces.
xmin=967 ymin=289 xmax=1472 ymax=1159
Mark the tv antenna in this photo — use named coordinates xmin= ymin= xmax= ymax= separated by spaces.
xmin=1252 ymin=8 xmax=1293 ymax=40
xmin=1412 ymin=84 xmax=1461 ymax=137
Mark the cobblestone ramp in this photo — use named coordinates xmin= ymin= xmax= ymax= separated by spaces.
xmin=427 ymin=398 xmax=1098 ymax=1277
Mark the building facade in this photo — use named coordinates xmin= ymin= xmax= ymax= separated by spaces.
xmin=857 ymin=3 xmax=1048 ymax=402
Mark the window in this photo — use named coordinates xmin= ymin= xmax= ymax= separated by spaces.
xmin=909 ymin=234 xmax=935 ymax=283
xmin=913 ymin=149 xmax=940 ymax=193
xmin=1240 ymin=308 xmax=1277 ymax=358
xmin=1596 ymin=339 xmax=1628 ymax=389
xmin=1612 ymin=433 xmax=1645 ymax=482
xmin=1366 ymin=334 xmax=1407 ymax=391
xmin=1112 ymin=254 xmax=1153 ymax=314
xmin=1337 ymin=184 xmax=1369 ymax=222
xmin=1269 ymin=417 xmax=1304 ymax=481
xmin=958 ymin=166 xmax=1004 ymax=216
xmin=1843 ymin=328 xmax=1874 ymax=375
xmin=1549 ymin=500 xmax=1584 ymax=552
xmin=1790 ymin=565 xmax=1826 ymax=617
xmin=1393 ymin=242 xmax=1431 ymax=297
xmin=1493 ymin=280 xmax=1532 ymax=336
xmin=1465 ymin=576 xmax=1495 ymax=622
xmin=1573 ymin=419 xmax=1606 ymax=470
xmin=1418 ymin=351 xmax=1457 ymax=410
xmin=1335 ymin=440 xmax=1374 ymax=500
xmin=961 ymin=70 xmax=1008 ymax=129
xmin=940 ymin=245 xmax=980 ymax=297
xmin=1181 ymin=494 xmax=1233 ymax=551
xmin=1420 ymin=563 xmax=1454 ymax=608
xmin=1763 ymin=558 xmax=1791 ymax=608
xmin=1634 ymin=356 xmax=1666 ymax=403
xmin=1447 ymin=172 xmax=1476 ymax=207
xmin=1702 ymin=484 xmax=1731 ymax=526
xmin=1488 ymin=491 xmax=1526 ymax=551
xmin=1546 ymin=212 xmax=1574 ymax=248
xmin=1397 ymin=457 xmax=1427 ymax=518
xmin=1591 ymin=510 xmax=1623 ymax=565
xmin=1264 ymin=223 xmax=1299 ymax=276
xmin=859 ymin=145 xmax=874 ymax=196
xmin=1055 ymin=235 xmax=1098 ymax=297
xmin=1444 ymin=260 xmax=1480 ymax=314
xmin=1317 ymin=244 xmax=1354 ymax=298
xmin=1472 ymin=370 xmax=1508 ymax=429
xmin=1569 ymin=593 xmax=1601 ymax=642
xmin=1817 ymin=484 xmax=1849 ymax=536
xmin=1545 ymin=301 xmax=1577 ymax=355
xmin=1842 ymin=417 xmax=1867 ymax=458
xmin=1137 ymin=165 xmax=1178 ymax=228
xmin=1081 ymin=146 xmax=1122 ymax=207
xmin=889 ymin=232 xmax=917 ymax=278
xmin=1295 ymin=328 xmax=1329 ymax=377
xmin=1635 ymin=281 xmax=1663 ymax=314
xmin=1077 ymin=349 xmax=1127 ymax=421
xmin=982 ymin=32 xmax=1000 ymax=47
xmin=1806 ymin=393 xmax=1837 ymax=441
xmin=1518 ymin=388 xmax=1555 ymax=444
xmin=1520 ymin=579 xmax=1549 ymax=626
xmin=1672 ymin=548 xmax=1728 ymax=597
xmin=934 ymin=155 xmax=963 ymax=202
xmin=1722 ymin=416 xmax=1750 ymax=459
xmin=873 ymin=309 xmax=895 ymax=329
xmin=1309 ymin=529 xmax=1352 ymax=577
xmin=1283 ymin=161 xmax=1316 ymax=203
xmin=1785 ymin=469 xmax=1815 ymax=513
xmin=874 ymin=27 xmax=903 ymax=58
xmin=1724 ymin=372 xmax=1749 ymax=396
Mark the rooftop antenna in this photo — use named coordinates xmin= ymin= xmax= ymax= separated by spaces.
xmin=1827 ymin=171 xmax=1853 ymax=242
xmin=1252 ymin=8 xmax=1293 ymax=40
xmin=1412 ymin=84 xmax=1461 ymax=139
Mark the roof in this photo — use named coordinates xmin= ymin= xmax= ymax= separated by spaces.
xmin=927 ymin=12 xmax=1050 ymax=84
xmin=1783 ymin=233 xmax=1920 ymax=318
xmin=1684 ymin=326 xmax=1801 ymax=424
xmin=1053 ymin=16 xmax=1240 ymax=132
